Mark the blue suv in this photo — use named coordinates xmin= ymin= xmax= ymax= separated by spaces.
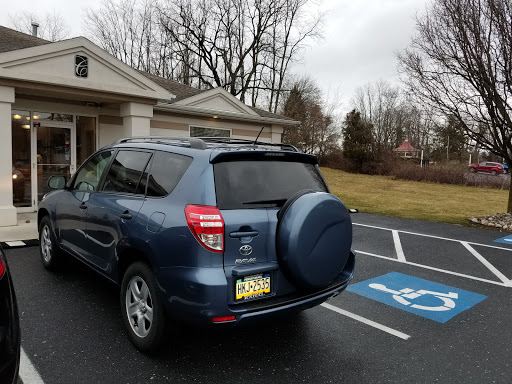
xmin=38 ymin=137 xmax=355 ymax=353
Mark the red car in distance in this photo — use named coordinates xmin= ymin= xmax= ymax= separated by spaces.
xmin=468 ymin=162 xmax=504 ymax=175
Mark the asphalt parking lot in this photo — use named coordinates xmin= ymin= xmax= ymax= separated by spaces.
xmin=6 ymin=213 xmax=512 ymax=384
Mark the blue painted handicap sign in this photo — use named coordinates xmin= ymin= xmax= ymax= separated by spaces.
xmin=347 ymin=272 xmax=486 ymax=323
xmin=494 ymin=234 xmax=512 ymax=245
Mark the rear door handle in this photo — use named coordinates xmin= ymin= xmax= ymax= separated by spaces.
xmin=229 ymin=231 xmax=259 ymax=238
xmin=79 ymin=202 xmax=88 ymax=210
xmin=120 ymin=211 xmax=132 ymax=220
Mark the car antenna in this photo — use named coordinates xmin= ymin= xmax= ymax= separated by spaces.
xmin=253 ymin=126 xmax=265 ymax=145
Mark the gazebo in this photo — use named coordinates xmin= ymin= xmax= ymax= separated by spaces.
xmin=393 ymin=139 xmax=420 ymax=159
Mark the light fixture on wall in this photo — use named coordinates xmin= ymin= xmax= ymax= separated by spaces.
xmin=25 ymin=116 xmax=30 ymax=120
xmin=13 ymin=114 xmax=21 ymax=120
xmin=213 ymin=115 xmax=219 ymax=119
xmin=33 ymin=115 xmax=39 ymax=119
xmin=21 ymin=124 xmax=30 ymax=129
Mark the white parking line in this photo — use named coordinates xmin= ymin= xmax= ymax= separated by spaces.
xmin=353 ymin=223 xmax=512 ymax=252
xmin=321 ymin=302 xmax=411 ymax=340
xmin=461 ymin=242 xmax=512 ymax=286
xmin=355 ymin=250 xmax=509 ymax=287
xmin=392 ymin=230 xmax=406 ymax=262
xmin=20 ymin=347 xmax=45 ymax=384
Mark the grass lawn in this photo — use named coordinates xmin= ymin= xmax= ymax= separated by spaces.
xmin=321 ymin=167 xmax=509 ymax=225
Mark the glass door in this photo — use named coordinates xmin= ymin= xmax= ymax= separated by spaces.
xmin=36 ymin=125 xmax=72 ymax=202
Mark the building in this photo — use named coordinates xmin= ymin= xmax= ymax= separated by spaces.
xmin=392 ymin=139 xmax=420 ymax=159
xmin=0 ymin=26 xmax=298 ymax=227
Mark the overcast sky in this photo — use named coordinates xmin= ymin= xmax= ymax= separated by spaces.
xmin=0 ymin=0 xmax=429 ymax=114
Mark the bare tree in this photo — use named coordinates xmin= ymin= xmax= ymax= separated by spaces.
xmin=281 ymin=76 xmax=341 ymax=161
xmin=351 ymin=80 xmax=401 ymax=151
xmin=9 ymin=10 xmax=71 ymax=41
xmin=158 ymin=0 xmax=322 ymax=106
xmin=398 ymin=0 xmax=512 ymax=211
xmin=84 ymin=0 xmax=182 ymax=80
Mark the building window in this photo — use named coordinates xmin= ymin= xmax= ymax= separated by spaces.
xmin=190 ymin=126 xmax=230 ymax=138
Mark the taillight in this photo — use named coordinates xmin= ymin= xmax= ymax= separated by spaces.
xmin=0 ymin=256 xmax=5 ymax=278
xmin=185 ymin=205 xmax=224 ymax=253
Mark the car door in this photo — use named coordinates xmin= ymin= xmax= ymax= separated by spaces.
xmin=83 ymin=149 xmax=153 ymax=273
xmin=55 ymin=150 xmax=113 ymax=256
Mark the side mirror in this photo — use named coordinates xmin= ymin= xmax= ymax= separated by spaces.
xmin=48 ymin=175 xmax=67 ymax=190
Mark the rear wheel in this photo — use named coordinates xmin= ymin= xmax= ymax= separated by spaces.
xmin=120 ymin=261 xmax=167 ymax=353
xmin=491 ymin=170 xmax=498 ymax=176
xmin=38 ymin=216 xmax=63 ymax=270
xmin=469 ymin=167 xmax=476 ymax=173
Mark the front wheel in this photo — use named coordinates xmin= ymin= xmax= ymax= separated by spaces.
xmin=38 ymin=216 xmax=62 ymax=270
xmin=120 ymin=262 xmax=167 ymax=353
xmin=491 ymin=170 xmax=498 ymax=176
xmin=469 ymin=167 xmax=476 ymax=173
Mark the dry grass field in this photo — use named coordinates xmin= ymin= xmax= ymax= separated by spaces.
xmin=321 ymin=167 xmax=508 ymax=225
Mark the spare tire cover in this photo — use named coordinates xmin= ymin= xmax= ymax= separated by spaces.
xmin=277 ymin=191 xmax=352 ymax=290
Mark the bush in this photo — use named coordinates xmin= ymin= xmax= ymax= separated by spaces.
xmin=390 ymin=163 xmax=510 ymax=190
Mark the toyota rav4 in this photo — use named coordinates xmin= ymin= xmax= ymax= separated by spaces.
xmin=38 ymin=137 xmax=355 ymax=353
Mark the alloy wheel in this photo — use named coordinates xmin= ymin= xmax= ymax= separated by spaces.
xmin=125 ymin=276 xmax=154 ymax=338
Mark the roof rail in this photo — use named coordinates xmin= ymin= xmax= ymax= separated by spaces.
xmin=198 ymin=137 xmax=299 ymax=152
xmin=114 ymin=136 xmax=207 ymax=150
xmin=113 ymin=136 xmax=298 ymax=152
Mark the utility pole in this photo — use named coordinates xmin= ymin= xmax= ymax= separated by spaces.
xmin=446 ymin=135 xmax=449 ymax=161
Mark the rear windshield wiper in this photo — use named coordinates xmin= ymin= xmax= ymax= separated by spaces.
xmin=243 ymin=198 xmax=288 ymax=206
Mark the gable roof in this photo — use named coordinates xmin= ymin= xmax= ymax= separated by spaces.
xmin=139 ymin=71 xmax=297 ymax=123
xmin=393 ymin=139 xmax=418 ymax=152
xmin=0 ymin=26 xmax=50 ymax=53
xmin=0 ymin=26 xmax=297 ymax=124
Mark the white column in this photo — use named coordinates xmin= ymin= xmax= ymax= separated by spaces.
xmin=0 ymin=86 xmax=17 ymax=227
xmin=120 ymin=102 xmax=153 ymax=137
xmin=271 ymin=125 xmax=284 ymax=144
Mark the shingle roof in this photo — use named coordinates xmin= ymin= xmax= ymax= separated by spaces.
xmin=138 ymin=71 xmax=207 ymax=102
xmin=0 ymin=25 xmax=50 ymax=53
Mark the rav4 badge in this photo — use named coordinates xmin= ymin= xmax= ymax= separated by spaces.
xmin=235 ymin=258 xmax=257 ymax=264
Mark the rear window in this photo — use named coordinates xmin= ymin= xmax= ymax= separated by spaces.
xmin=214 ymin=161 xmax=328 ymax=209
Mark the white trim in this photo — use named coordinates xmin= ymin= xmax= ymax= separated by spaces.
xmin=156 ymin=103 xmax=298 ymax=126
xmin=0 ymin=37 xmax=175 ymax=101
xmin=173 ymin=88 xmax=258 ymax=116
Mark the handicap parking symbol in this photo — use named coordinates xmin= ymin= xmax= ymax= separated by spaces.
xmin=494 ymin=234 xmax=512 ymax=245
xmin=347 ymin=272 xmax=486 ymax=323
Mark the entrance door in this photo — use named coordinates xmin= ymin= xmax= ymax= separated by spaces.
xmin=36 ymin=125 xmax=73 ymax=202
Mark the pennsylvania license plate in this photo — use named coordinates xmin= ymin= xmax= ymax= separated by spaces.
xmin=235 ymin=274 xmax=271 ymax=301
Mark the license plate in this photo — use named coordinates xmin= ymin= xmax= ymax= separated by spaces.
xmin=235 ymin=274 xmax=271 ymax=301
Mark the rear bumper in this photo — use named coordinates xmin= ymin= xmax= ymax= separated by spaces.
xmin=157 ymin=250 xmax=355 ymax=327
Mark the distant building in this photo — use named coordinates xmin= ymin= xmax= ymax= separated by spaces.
xmin=393 ymin=139 xmax=420 ymax=159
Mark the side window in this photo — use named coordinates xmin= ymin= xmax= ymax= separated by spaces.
xmin=102 ymin=150 xmax=152 ymax=194
xmin=72 ymin=151 xmax=113 ymax=191
xmin=146 ymin=151 xmax=193 ymax=197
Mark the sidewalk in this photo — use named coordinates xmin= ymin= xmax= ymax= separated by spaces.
xmin=0 ymin=212 xmax=38 ymax=244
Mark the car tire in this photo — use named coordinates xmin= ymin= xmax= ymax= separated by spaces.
xmin=38 ymin=216 xmax=63 ymax=270
xmin=120 ymin=261 xmax=167 ymax=354
xmin=276 ymin=191 xmax=352 ymax=290
xmin=469 ymin=167 xmax=476 ymax=173
xmin=491 ymin=170 xmax=498 ymax=176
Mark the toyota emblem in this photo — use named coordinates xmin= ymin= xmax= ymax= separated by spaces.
xmin=239 ymin=245 xmax=253 ymax=256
